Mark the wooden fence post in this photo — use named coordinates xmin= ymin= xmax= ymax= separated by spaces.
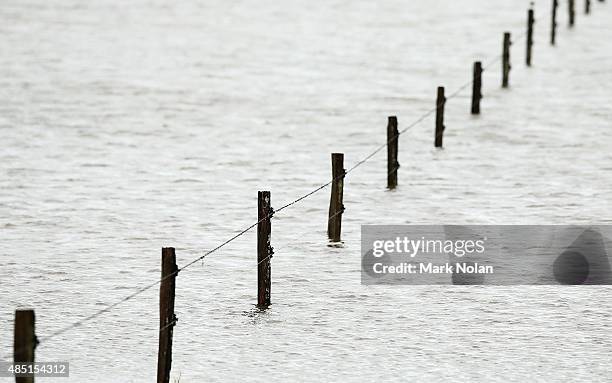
xmin=327 ymin=153 xmax=345 ymax=242
xmin=257 ymin=191 xmax=272 ymax=308
xmin=157 ymin=248 xmax=177 ymax=383
xmin=569 ymin=0 xmax=576 ymax=26
xmin=586 ymin=0 xmax=591 ymax=13
xmin=14 ymin=310 xmax=37 ymax=383
xmin=471 ymin=62 xmax=483 ymax=115
xmin=527 ymin=7 xmax=535 ymax=66
xmin=387 ymin=116 xmax=399 ymax=189
xmin=551 ymin=0 xmax=558 ymax=45
xmin=502 ymin=32 xmax=511 ymax=88
xmin=434 ymin=87 xmax=446 ymax=148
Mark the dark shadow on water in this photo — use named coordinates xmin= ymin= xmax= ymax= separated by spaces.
xmin=553 ymin=228 xmax=612 ymax=285
xmin=444 ymin=225 xmax=488 ymax=285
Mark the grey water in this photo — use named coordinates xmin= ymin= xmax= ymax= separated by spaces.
xmin=1 ymin=0 xmax=612 ymax=381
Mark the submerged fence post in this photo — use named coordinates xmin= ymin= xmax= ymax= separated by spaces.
xmin=471 ymin=62 xmax=483 ymax=115
xmin=586 ymin=0 xmax=591 ymax=13
xmin=327 ymin=153 xmax=345 ymax=242
xmin=502 ymin=32 xmax=511 ymax=88
xmin=257 ymin=191 xmax=272 ymax=308
xmin=387 ymin=116 xmax=399 ymax=189
xmin=551 ymin=0 xmax=559 ymax=45
xmin=527 ymin=7 xmax=535 ymax=66
xmin=434 ymin=87 xmax=446 ymax=148
xmin=157 ymin=248 xmax=177 ymax=383
xmin=14 ymin=310 xmax=37 ymax=383
xmin=569 ymin=0 xmax=576 ymax=26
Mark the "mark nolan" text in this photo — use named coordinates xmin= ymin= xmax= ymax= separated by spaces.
xmin=420 ymin=262 xmax=493 ymax=274
xmin=372 ymin=262 xmax=494 ymax=274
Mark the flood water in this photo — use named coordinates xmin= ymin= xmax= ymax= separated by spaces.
xmin=1 ymin=0 xmax=612 ymax=381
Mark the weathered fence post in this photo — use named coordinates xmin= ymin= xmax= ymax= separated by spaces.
xmin=434 ymin=87 xmax=446 ymax=148
xmin=502 ymin=32 xmax=511 ymax=88
xmin=569 ymin=0 xmax=576 ymax=26
xmin=157 ymin=248 xmax=177 ymax=383
xmin=551 ymin=0 xmax=559 ymax=45
xmin=586 ymin=0 xmax=591 ymax=13
xmin=527 ymin=7 xmax=535 ymax=66
xmin=257 ymin=191 xmax=272 ymax=308
xmin=14 ymin=310 xmax=37 ymax=383
xmin=471 ymin=62 xmax=483 ymax=115
xmin=327 ymin=153 xmax=345 ymax=242
xmin=387 ymin=116 xmax=399 ymax=189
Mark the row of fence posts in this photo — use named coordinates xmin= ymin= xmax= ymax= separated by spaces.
xmin=9 ymin=1 xmax=606 ymax=382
